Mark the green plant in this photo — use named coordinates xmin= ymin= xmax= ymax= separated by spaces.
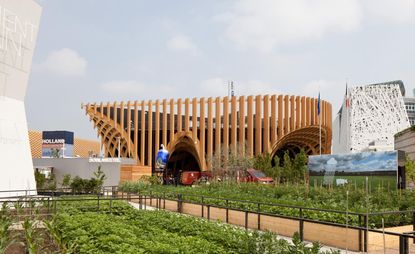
xmin=23 ymin=218 xmax=41 ymax=254
xmin=46 ymin=173 xmax=57 ymax=190
xmin=70 ymin=176 xmax=85 ymax=193
xmin=0 ymin=203 xmax=14 ymax=253
xmin=35 ymin=170 xmax=46 ymax=189
xmin=51 ymin=200 xmax=333 ymax=253
xmin=405 ymin=155 xmax=415 ymax=187
xmin=60 ymin=174 xmax=72 ymax=189
xmin=119 ymin=181 xmax=415 ymax=228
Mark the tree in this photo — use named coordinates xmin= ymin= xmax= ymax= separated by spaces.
xmin=208 ymin=143 xmax=253 ymax=182
xmin=281 ymin=151 xmax=293 ymax=183
xmin=292 ymin=149 xmax=308 ymax=183
xmin=93 ymin=166 xmax=107 ymax=192
xmin=34 ymin=171 xmax=46 ymax=189
xmin=60 ymin=174 xmax=72 ymax=189
xmin=253 ymin=153 xmax=283 ymax=182
xmin=405 ymin=155 xmax=415 ymax=188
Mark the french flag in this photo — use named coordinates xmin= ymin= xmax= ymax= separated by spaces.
xmin=317 ymin=92 xmax=320 ymax=116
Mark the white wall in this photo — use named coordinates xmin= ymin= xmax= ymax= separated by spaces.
xmin=33 ymin=158 xmax=123 ymax=187
xmin=0 ymin=0 xmax=42 ymax=197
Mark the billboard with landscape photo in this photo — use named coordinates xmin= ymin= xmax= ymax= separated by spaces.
xmin=308 ymin=151 xmax=398 ymax=189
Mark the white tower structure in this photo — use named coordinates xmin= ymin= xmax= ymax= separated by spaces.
xmin=333 ymin=80 xmax=410 ymax=153
xmin=0 ymin=0 xmax=42 ymax=196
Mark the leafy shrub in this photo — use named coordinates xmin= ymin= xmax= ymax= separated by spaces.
xmin=119 ymin=181 xmax=415 ymax=227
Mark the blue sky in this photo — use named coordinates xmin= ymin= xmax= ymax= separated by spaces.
xmin=27 ymin=0 xmax=415 ymax=140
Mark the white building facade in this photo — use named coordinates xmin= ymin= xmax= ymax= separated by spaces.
xmin=333 ymin=81 xmax=410 ymax=153
xmin=0 ymin=0 xmax=42 ymax=196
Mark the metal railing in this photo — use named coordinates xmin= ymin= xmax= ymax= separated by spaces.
xmin=1 ymin=186 xmax=415 ymax=253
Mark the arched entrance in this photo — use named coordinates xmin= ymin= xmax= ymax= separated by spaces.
xmin=166 ymin=132 xmax=202 ymax=177
xmin=271 ymin=126 xmax=331 ymax=164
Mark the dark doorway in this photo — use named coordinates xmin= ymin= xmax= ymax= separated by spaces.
xmin=166 ymin=147 xmax=201 ymax=178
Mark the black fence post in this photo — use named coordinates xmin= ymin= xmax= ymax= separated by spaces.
xmin=364 ymin=215 xmax=368 ymax=253
xmin=53 ymin=199 xmax=57 ymax=214
xmin=177 ymin=194 xmax=183 ymax=213
xmin=163 ymin=192 xmax=166 ymax=209
xmin=150 ymin=191 xmax=153 ymax=207
xmin=201 ymin=197 xmax=204 ymax=218
xmin=47 ymin=197 xmax=50 ymax=214
xmin=413 ymin=212 xmax=415 ymax=244
xmin=226 ymin=199 xmax=229 ymax=223
xmin=257 ymin=203 xmax=261 ymax=230
xmin=112 ymin=186 xmax=116 ymax=198
xmin=245 ymin=211 xmax=248 ymax=230
xmin=97 ymin=193 xmax=100 ymax=211
xmin=358 ymin=215 xmax=362 ymax=252
xmin=399 ymin=235 xmax=409 ymax=254
xmin=207 ymin=205 xmax=210 ymax=221
xmin=109 ymin=196 xmax=113 ymax=213
xmin=299 ymin=208 xmax=304 ymax=241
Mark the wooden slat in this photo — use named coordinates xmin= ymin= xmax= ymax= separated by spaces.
xmin=170 ymin=99 xmax=175 ymax=143
xmin=301 ymin=96 xmax=306 ymax=128
xmin=184 ymin=98 xmax=190 ymax=132
xmin=277 ymin=95 xmax=283 ymax=139
xmin=106 ymin=102 xmax=110 ymax=119
xmin=177 ymin=99 xmax=182 ymax=132
xmin=215 ymin=97 xmax=221 ymax=156
xmin=192 ymin=98 xmax=197 ymax=140
xmin=113 ymin=101 xmax=118 ymax=128
xmin=126 ymin=101 xmax=131 ymax=156
xmin=231 ymin=96 xmax=237 ymax=154
xmin=239 ymin=96 xmax=245 ymax=155
xmin=255 ymin=95 xmax=262 ymax=155
xmin=223 ymin=97 xmax=229 ymax=156
xmin=200 ymin=97 xmax=206 ymax=169
xmin=134 ymin=101 xmax=139 ymax=161
xmin=155 ymin=100 xmax=160 ymax=160
xmin=284 ymin=95 xmax=289 ymax=135
xmin=162 ymin=99 xmax=167 ymax=146
xmin=290 ymin=95 xmax=295 ymax=132
xmin=295 ymin=96 xmax=300 ymax=130
xmin=271 ymin=95 xmax=276 ymax=144
xmin=263 ymin=95 xmax=270 ymax=153
xmin=311 ymin=98 xmax=316 ymax=125
xmin=247 ymin=96 xmax=254 ymax=156
xmin=306 ymin=97 xmax=311 ymax=126
xmin=141 ymin=100 xmax=145 ymax=166
xmin=100 ymin=102 xmax=104 ymax=118
xmin=120 ymin=101 xmax=125 ymax=137
xmin=147 ymin=100 xmax=153 ymax=166
xmin=207 ymin=97 xmax=213 ymax=168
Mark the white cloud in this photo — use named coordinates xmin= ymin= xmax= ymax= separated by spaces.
xmin=101 ymin=80 xmax=175 ymax=100
xmin=167 ymin=35 xmax=200 ymax=55
xmin=35 ymin=48 xmax=87 ymax=76
xmin=200 ymin=77 xmax=281 ymax=97
xmin=301 ymin=79 xmax=346 ymax=113
xmin=101 ymin=80 xmax=146 ymax=94
xmin=216 ymin=0 xmax=362 ymax=52
xmin=363 ymin=0 xmax=415 ymax=23
xmin=216 ymin=0 xmax=415 ymax=52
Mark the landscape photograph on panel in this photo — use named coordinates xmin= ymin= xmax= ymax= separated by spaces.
xmin=308 ymin=151 xmax=400 ymax=189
